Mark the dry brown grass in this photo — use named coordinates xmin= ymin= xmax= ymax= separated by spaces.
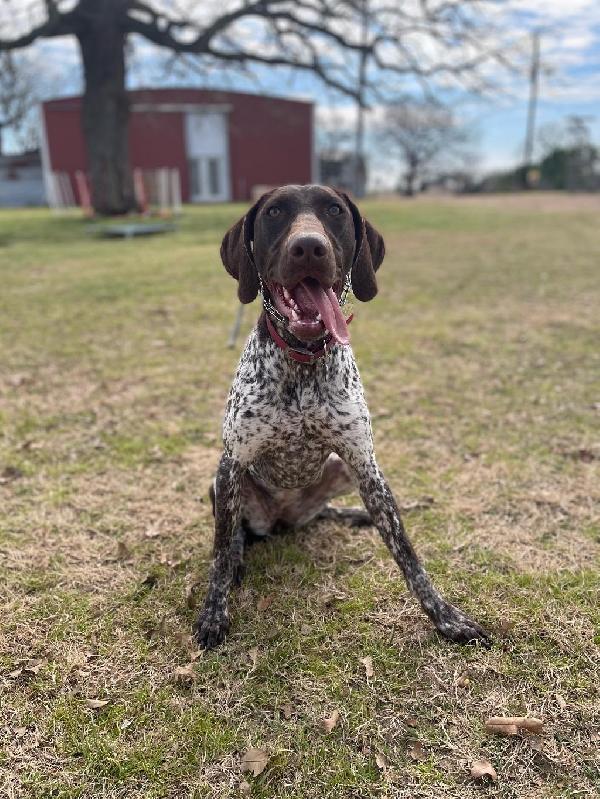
xmin=1 ymin=198 xmax=599 ymax=798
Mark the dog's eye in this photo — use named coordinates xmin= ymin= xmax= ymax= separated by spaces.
xmin=267 ymin=206 xmax=281 ymax=218
xmin=328 ymin=204 xmax=342 ymax=216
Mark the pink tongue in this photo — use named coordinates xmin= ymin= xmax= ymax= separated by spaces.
xmin=294 ymin=280 xmax=350 ymax=345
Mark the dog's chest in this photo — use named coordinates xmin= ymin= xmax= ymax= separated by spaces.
xmin=223 ymin=329 xmax=369 ymax=484
xmin=251 ymin=388 xmax=333 ymax=487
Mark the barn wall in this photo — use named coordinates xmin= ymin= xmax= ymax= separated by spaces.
xmin=228 ymin=94 xmax=312 ymax=200
xmin=129 ymin=88 xmax=313 ymax=201
xmin=42 ymin=100 xmax=86 ymax=203
xmin=128 ymin=109 xmax=189 ymax=202
xmin=42 ymin=89 xmax=313 ymax=205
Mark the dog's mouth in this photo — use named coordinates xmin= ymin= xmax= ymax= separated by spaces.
xmin=270 ymin=278 xmax=350 ymax=345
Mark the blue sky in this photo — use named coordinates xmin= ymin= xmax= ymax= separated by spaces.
xmin=12 ymin=0 xmax=600 ymax=183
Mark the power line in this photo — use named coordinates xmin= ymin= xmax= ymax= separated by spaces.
xmin=523 ymin=30 xmax=541 ymax=172
xmin=353 ymin=0 xmax=368 ymax=197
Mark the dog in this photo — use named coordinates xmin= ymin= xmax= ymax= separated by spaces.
xmin=194 ymin=184 xmax=490 ymax=650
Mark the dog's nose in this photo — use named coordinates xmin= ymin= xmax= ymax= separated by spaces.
xmin=288 ymin=234 xmax=328 ymax=265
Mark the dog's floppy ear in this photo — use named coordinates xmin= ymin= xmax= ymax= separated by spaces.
xmin=220 ymin=192 xmax=272 ymax=304
xmin=337 ymin=191 xmax=385 ymax=302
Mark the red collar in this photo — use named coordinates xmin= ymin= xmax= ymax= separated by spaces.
xmin=266 ymin=313 xmax=353 ymax=364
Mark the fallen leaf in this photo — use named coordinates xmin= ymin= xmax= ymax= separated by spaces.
xmin=569 ymin=447 xmax=598 ymax=463
xmin=23 ymin=659 xmax=46 ymax=675
xmin=241 ymin=747 xmax=269 ymax=777
xmin=400 ymin=496 xmax=435 ymax=512
xmin=148 ymin=615 xmax=168 ymax=639
xmin=116 ymin=540 xmax=132 ymax=561
xmin=85 ymin=698 xmax=110 ymax=709
xmin=360 ymin=656 xmax=374 ymax=678
xmin=0 ymin=465 xmax=23 ymax=484
xmin=498 ymin=619 xmax=514 ymax=635
xmin=173 ymin=664 xmax=195 ymax=684
xmin=185 ymin=582 xmax=201 ymax=609
xmin=485 ymin=720 xmax=518 ymax=735
xmin=7 ymin=373 xmax=29 ymax=388
xmin=144 ymin=524 xmax=161 ymax=539
xmin=139 ymin=572 xmax=159 ymax=590
xmin=8 ymin=658 xmax=48 ymax=679
xmin=406 ymin=717 xmax=419 ymax=728
xmin=19 ymin=439 xmax=41 ymax=452
xmin=438 ymin=756 xmax=455 ymax=773
xmin=159 ymin=555 xmax=187 ymax=570
xmin=471 ymin=759 xmax=497 ymax=782
xmin=485 ymin=716 xmax=543 ymax=736
xmin=321 ymin=709 xmax=340 ymax=733
xmin=527 ymin=735 xmax=544 ymax=752
xmin=555 ymin=693 xmax=567 ymax=710
xmin=174 ymin=631 xmax=193 ymax=648
xmin=281 ymin=703 xmax=293 ymax=720
xmin=408 ymin=741 xmax=427 ymax=761
xmin=257 ymin=594 xmax=273 ymax=612
xmin=248 ymin=647 xmax=259 ymax=670
xmin=375 ymin=752 xmax=388 ymax=770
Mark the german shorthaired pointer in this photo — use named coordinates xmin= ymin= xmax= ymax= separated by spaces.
xmin=195 ymin=184 xmax=490 ymax=650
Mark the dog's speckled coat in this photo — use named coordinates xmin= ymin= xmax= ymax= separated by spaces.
xmin=194 ymin=185 xmax=490 ymax=650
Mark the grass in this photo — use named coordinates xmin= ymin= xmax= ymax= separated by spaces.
xmin=1 ymin=195 xmax=599 ymax=798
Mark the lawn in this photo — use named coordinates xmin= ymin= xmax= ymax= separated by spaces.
xmin=0 ymin=195 xmax=598 ymax=798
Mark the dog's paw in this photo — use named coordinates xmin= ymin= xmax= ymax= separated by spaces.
xmin=433 ymin=602 xmax=492 ymax=648
xmin=194 ymin=606 xmax=230 ymax=650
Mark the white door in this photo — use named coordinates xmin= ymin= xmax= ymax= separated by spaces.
xmin=185 ymin=111 xmax=230 ymax=202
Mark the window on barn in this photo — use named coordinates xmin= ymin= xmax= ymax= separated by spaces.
xmin=189 ymin=158 xmax=202 ymax=198
xmin=208 ymin=158 xmax=220 ymax=197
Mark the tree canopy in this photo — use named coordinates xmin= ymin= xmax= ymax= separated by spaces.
xmin=0 ymin=1 xmax=511 ymax=213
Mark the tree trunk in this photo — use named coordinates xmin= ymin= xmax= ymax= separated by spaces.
xmin=404 ymin=167 xmax=417 ymax=197
xmin=76 ymin=0 xmax=134 ymax=215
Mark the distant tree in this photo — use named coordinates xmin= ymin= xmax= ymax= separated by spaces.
xmin=316 ymin=108 xmax=355 ymax=160
xmin=539 ymin=116 xmax=598 ymax=191
xmin=376 ymin=99 xmax=471 ymax=196
xmin=0 ymin=52 xmax=38 ymax=155
xmin=0 ymin=0 xmax=512 ymax=214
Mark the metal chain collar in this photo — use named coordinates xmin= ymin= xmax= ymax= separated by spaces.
xmin=245 ymin=226 xmax=355 ymax=348
xmin=257 ymin=269 xmax=353 ymax=328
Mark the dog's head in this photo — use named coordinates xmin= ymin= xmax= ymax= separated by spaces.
xmin=220 ymin=184 xmax=385 ymax=344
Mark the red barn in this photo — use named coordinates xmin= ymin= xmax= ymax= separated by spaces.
xmin=40 ymin=88 xmax=315 ymax=206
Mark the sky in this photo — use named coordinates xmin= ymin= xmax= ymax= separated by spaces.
xmin=5 ymin=0 xmax=600 ymax=186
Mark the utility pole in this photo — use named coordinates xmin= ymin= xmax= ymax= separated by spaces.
xmin=353 ymin=0 xmax=368 ymax=197
xmin=523 ymin=30 xmax=541 ymax=187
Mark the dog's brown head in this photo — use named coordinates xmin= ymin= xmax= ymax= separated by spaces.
xmin=220 ymin=184 xmax=385 ymax=344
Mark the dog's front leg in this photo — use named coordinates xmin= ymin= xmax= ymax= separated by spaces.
xmin=194 ymin=454 xmax=243 ymax=649
xmin=352 ymin=457 xmax=491 ymax=646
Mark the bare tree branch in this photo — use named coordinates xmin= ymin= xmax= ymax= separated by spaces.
xmin=375 ymin=96 xmax=474 ymax=194
xmin=0 ymin=2 xmax=79 ymax=50
xmin=0 ymin=51 xmax=39 ymax=152
xmin=1 ymin=1 xmax=516 ymax=101
xmin=0 ymin=0 xmax=517 ymax=213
